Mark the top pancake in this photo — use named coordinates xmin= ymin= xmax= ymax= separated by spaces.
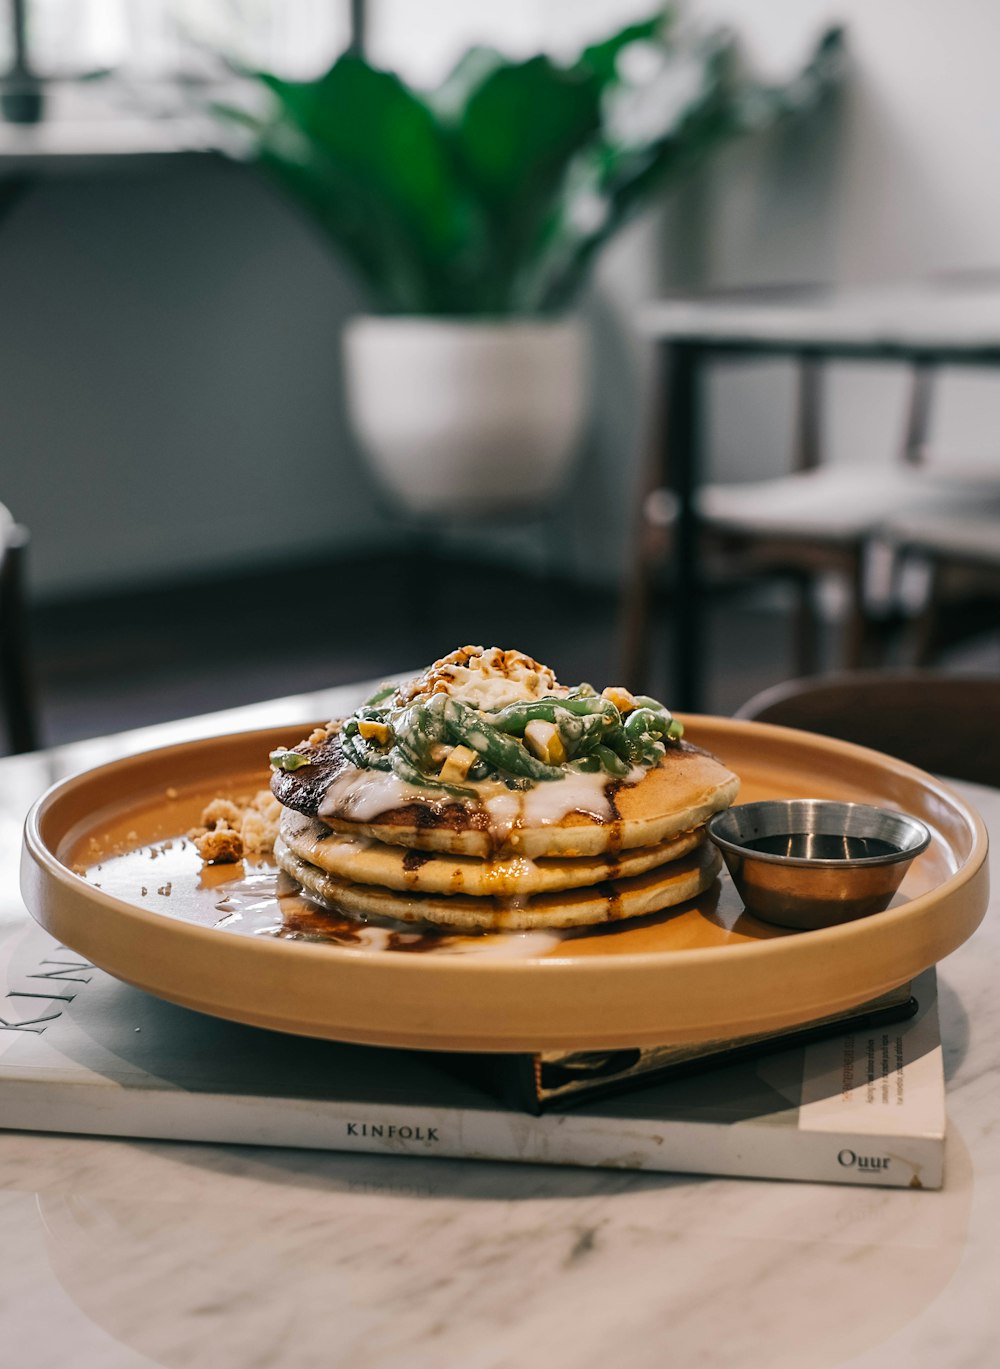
xmin=272 ymin=732 xmax=739 ymax=859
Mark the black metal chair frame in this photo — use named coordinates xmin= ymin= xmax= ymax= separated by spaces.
xmin=0 ymin=520 xmax=40 ymax=753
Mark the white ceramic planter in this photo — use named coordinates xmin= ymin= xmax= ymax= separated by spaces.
xmin=343 ymin=316 xmax=588 ymax=518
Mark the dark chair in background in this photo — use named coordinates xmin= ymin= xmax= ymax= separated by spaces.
xmin=0 ymin=504 xmax=41 ymax=753
xmin=735 ymin=670 xmax=1000 ymax=786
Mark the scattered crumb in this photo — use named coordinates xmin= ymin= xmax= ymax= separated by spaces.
xmin=165 ymin=787 xmax=179 ymax=800
xmin=200 ymin=798 xmax=242 ymax=828
xmin=88 ymin=837 xmax=101 ymax=854
xmin=189 ymin=789 xmax=282 ymax=865
xmin=125 ymin=830 xmax=138 ymax=843
xmin=192 ymin=827 xmax=244 ymax=864
xmin=141 ymin=886 xmax=148 ymax=897
xmin=157 ymin=883 xmax=172 ymax=897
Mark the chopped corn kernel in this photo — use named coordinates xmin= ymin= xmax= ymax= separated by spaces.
xmin=358 ymin=719 xmax=391 ymax=745
xmin=523 ymin=720 xmax=567 ymax=766
xmin=602 ymin=685 xmax=638 ymax=715
xmin=439 ymin=744 xmax=478 ymax=783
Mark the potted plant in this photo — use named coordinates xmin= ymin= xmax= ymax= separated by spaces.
xmin=219 ymin=16 xmax=842 ymax=517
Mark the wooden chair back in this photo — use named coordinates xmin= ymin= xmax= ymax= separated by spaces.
xmin=735 ymin=670 xmax=1000 ymax=787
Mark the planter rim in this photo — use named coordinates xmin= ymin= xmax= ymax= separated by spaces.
xmin=345 ymin=314 xmax=581 ymax=331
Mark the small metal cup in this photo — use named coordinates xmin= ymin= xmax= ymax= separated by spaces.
xmin=707 ymin=800 xmax=931 ymax=930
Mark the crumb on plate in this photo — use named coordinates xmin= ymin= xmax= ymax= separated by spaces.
xmin=189 ymin=789 xmax=281 ymax=864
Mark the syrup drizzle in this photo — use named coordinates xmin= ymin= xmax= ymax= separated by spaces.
xmin=210 ymin=868 xmax=562 ymax=957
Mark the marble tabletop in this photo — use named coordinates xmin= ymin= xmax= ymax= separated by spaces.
xmin=1 ymin=688 xmax=998 ymax=1369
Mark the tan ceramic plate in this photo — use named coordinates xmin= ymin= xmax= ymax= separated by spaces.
xmin=20 ymin=717 xmax=989 ymax=1052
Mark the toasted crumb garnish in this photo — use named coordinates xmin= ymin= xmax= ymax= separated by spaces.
xmin=201 ymin=798 xmax=242 ymax=828
xmin=193 ymin=826 xmax=244 ymax=864
xmin=190 ymin=789 xmax=282 ymax=864
xmin=394 ymin=646 xmax=561 ymax=706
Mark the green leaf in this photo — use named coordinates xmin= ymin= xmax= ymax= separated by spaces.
xmin=578 ymin=10 xmax=674 ymax=87
xmin=448 ymin=55 xmax=602 ymax=304
xmin=255 ymin=55 xmax=483 ymax=311
xmin=431 ymin=45 xmax=506 ymax=121
xmin=455 ymin=55 xmax=600 ymax=211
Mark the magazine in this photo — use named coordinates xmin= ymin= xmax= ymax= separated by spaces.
xmin=0 ymin=912 xmax=945 ymax=1188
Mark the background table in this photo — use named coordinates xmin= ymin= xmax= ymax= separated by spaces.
xmin=639 ymin=283 xmax=1000 ymax=711
xmin=1 ymin=688 xmax=998 ymax=1369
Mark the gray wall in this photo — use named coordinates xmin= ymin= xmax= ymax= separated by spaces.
xmin=0 ymin=156 xmax=392 ymax=599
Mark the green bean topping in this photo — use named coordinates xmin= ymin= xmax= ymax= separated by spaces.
xmin=331 ymin=667 xmax=683 ymax=788
xmin=363 ymin=682 xmax=397 ymax=707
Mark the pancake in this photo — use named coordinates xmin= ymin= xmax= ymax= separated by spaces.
xmin=274 ymin=834 xmax=722 ymax=931
xmin=305 ymin=739 xmax=739 ymax=859
xmin=279 ymin=807 xmax=707 ymax=897
xmin=268 ymin=646 xmax=739 ymax=929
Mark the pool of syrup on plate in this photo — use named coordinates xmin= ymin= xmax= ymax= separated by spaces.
xmin=76 ymin=836 xmax=570 ymax=959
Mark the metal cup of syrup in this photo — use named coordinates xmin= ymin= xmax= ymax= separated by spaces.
xmin=707 ymin=800 xmax=932 ymax=930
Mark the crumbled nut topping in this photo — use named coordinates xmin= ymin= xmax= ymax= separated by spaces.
xmin=393 ymin=646 xmax=563 ymax=707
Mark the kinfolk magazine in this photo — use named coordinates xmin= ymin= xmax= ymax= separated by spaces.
xmin=0 ymin=913 xmax=945 ymax=1189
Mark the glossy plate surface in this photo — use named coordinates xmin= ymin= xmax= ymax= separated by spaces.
xmin=20 ymin=717 xmax=990 ymax=1051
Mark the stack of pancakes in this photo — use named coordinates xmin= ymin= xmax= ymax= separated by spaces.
xmin=271 ymin=732 xmax=740 ymax=931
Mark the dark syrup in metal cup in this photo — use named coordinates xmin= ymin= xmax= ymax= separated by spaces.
xmin=707 ymin=800 xmax=931 ymax=930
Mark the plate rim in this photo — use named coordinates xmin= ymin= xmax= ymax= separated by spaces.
xmin=18 ymin=714 xmax=991 ymax=1050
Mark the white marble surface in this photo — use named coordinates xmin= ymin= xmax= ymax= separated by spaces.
xmin=1 ymin=693 xmax=998 ymax=1369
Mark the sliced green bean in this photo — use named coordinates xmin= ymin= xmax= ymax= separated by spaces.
xmin=363 ymin=683 xmax=397 ymax=707
xmin=340 ymin=730 xmax=392 ymax=772
xmin=603 ymin=724 xmax=643 ymax=765
xmin=487 ymin=696 xmax=617 ymax=735
xmin=591 ymin=744 xmax=631 ymax=776
xmin=624 ymin=707 xmax=673 ymax=743
xmin=441 ymin=698 xmax=565 ymax=780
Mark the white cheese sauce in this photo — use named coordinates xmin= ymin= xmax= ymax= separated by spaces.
xmin=319 ymin=762 xmax=645 ymax=843
xmin=319 ymin=768 xmax=436 ymax=823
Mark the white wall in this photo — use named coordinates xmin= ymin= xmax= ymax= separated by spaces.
xmin=684 ymin=0 xmax=1000 ymax=476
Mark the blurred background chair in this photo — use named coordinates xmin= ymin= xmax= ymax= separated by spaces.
xmin=735 ymin=670 xmax=1000 ymax=787
xmin=882 ymin=502 xmax=1000 ymax=666
xmin=622 ymin=300 xmax=1000 ymax=707
xmin=681 ymin=359 xmax=941 ymax=673
xmin=0 ymin=503 xmax=40 ymax=754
